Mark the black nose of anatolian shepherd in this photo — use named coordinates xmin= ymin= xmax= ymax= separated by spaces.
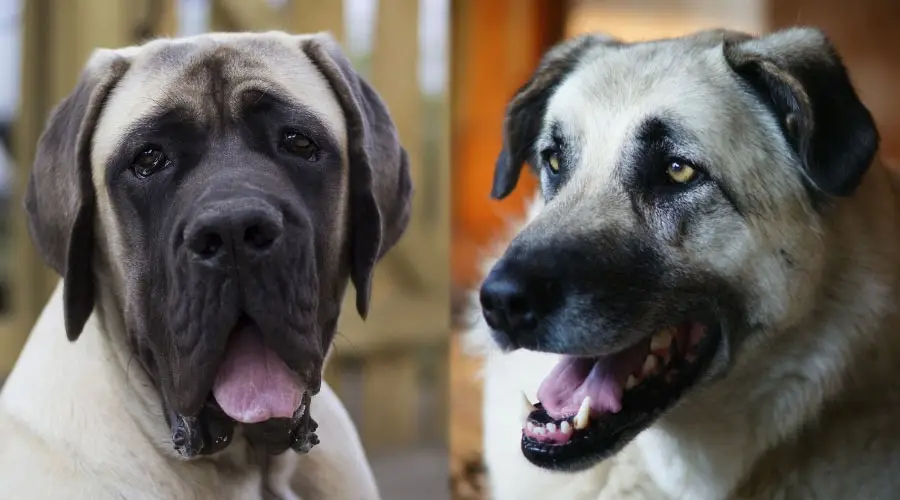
xmin=480 ymin=256 xmax=562 ymax=349
xmin=184 ymin=199 xmax=285 ymax=263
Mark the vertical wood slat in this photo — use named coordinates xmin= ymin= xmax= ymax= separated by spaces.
xmin=288 ymin=0 xmax=344 ymax=45
xmin=152 ymin=0 xmax=181 ymax=38
xmin=209 ymin=0 xmax=239 ymax=31
xmin=429 ymin=345 xmax=449 ymax=444
xmin=4 ymin=0 xmax=47 ymax=375
xmin=361 ymin=352 xmax=420 ymax=451
xmin=369 ymin=0 xmax=430 ymax=290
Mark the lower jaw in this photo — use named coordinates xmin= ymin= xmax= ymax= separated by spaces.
xmin=520 ymin=324 xmax=721 ymax=471
xmin=171 ymin=391 xmax=318 ymax=458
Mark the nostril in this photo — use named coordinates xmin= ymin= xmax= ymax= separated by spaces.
xmin=189 ymin=231 xmax=224 ymax=259
xmin=480 ymin=275 xmax=537 ymax=332
xmin=243 ymin=223 xmax=279 ymax=251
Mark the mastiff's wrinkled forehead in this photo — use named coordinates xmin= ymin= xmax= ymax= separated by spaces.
xmin=24 ymin=31 xmax=412 ymax=456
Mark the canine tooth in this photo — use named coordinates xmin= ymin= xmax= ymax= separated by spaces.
xmin=573 ymin=397 xmax=591 ymax=430
xmin=546 ymin=423 xmax=557 ymax=433
xmin=642 ymin=355 xmax=659 ymax=376
xmin=560 ymin=421 xmax=572 ymax=434
xmin=650 ymin=328 xmax=673 ymax=351
xmin=526 ymin=422 xmax=536 ymax=432
xmin=626 ymin=374 xmax=639 ymax=390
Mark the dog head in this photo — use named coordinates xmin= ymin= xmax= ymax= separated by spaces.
xmin=24 ymin=31 xmax=412 ymax=456
xmin=480 ymin=27 xmax=878 ymax=470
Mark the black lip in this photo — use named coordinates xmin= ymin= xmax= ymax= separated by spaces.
xmin=520 ymin=324 xmax=722 ymax=471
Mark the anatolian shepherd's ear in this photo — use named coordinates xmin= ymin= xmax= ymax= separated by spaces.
xmin=23 ymin=51 xmax=131 ymax=341
xmin=300 ymin=32 xmax=414 ymax=319
xmin=724 ymin=26 xmax=879 ymax=198
xmin=492 ymin=34 xmax=620 ymax=200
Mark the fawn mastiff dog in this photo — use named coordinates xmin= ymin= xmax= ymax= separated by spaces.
xmin=469 ymin=27 xmax=900 ymax=499
xmin=0 ymin=31 xmax=412 ymax=499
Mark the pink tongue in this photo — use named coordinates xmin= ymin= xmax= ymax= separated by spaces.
xmin=536 ymin=340 xmax=650 ymax=420
xmin=212 ymin=324 xmax=306 ymax=424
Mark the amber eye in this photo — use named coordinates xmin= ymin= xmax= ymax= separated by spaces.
xmin=132 ymin=147 xmax=169 ymax=178
xmin=281 ymin=129 xmax=318 ymax=160
xmin=542 ymin=150 xmax=560 ymax=174
xmin=665 ymin=160 xmax=698 ymax=184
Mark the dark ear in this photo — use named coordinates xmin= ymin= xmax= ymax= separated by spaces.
xmin=492 ymin=34 xmax=619 ymax=200
xmin=301 ymin=33 xmax=413 ymax=319
xmin=724 ymin=27 xmax=879 ymax=197
xmin=23 ymin=52 xmax=130 ymax=341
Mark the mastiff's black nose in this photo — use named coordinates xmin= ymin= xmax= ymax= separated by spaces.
xmin=480 ymin=258 xmax=560 ymax=347
xmin=185 ymin=199 xmax=284 ymax=262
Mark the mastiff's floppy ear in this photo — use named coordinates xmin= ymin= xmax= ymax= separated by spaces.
xmin=301 ymin=33 xmax=413 ymax=319
xmin=724 ymin=26 xmax=879 ymax=198
xmin=492 ymin=34 xmax=619 ymax=200
xmin=23 ymin=51 xmax=130 ymax=341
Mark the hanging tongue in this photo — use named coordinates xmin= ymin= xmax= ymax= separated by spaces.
xmin=212 ymin=322 xmax=306 ymax=424
xmin=536 ymin=338 xmax=650 ymax=420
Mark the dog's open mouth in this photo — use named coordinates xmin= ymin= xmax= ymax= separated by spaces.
xmin=521 ymin=321 xmax=720 ymax=470
xmin=211 ymin=314 xmax=308 ymax=424
xmin=169 ymin=314 xmax=319 ymax=458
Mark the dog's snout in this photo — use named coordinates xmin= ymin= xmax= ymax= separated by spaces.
xmin=185 ymin=200 xmax=284 ymax=261
xmin=480 ymin=260 xmax=560 ymax=346
xmin=481 ymin=274 xmax=534 ymax=331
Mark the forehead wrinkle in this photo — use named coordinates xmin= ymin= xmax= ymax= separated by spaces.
xmin=92 ymin=36 xmax=349 ymax=176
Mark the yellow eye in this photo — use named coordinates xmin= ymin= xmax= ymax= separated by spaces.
xmin=666 ymin=160 xmax=698 ymax=184
xmin=547 ymin=153 xmax=560 ymax=173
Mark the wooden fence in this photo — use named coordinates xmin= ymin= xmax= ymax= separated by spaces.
xmin=0 ymin=0 xmax=449 ymax=454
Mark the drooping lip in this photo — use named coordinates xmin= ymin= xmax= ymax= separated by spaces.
xmin=168 ymin=312 xmax=321 ymax=458
xmin=520 ymin=321 xmax=721 ymax=471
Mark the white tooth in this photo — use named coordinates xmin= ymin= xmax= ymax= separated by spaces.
xmin=560 ymin=420 xmax=572 ymax=434
xmin=535 ymin=426 xmax=546 ymax=436
xmin=626 ymin=374 xmax=639 ymax=390
xmin=573 ymin=396 xmax=591 ymax=430
xmin=642 ymin=355 xmax=659 ymax=376
xmin=651 ymin=328 xmax=673 ymax=351
xmin=526 ymin=422 xmax=535 ymax=432
xmin=546 ymin=423 xmax=557 ymax=433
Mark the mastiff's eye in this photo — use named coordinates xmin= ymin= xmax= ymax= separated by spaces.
xmin=281 ymin=129 xmax=318 ymax=160
xmin=665 ymin=160 xmax=700 ymax=184
xmin=132 ymin=147 xmax=169 ymax=178
xmin=542 ymin=150 xmax=561 ymax=175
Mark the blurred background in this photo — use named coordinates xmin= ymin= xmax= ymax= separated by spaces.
xmin=449 ymin=0 xmax=900 ymax=498
xmin=0 ymin=1 xmax=449 ymax=499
